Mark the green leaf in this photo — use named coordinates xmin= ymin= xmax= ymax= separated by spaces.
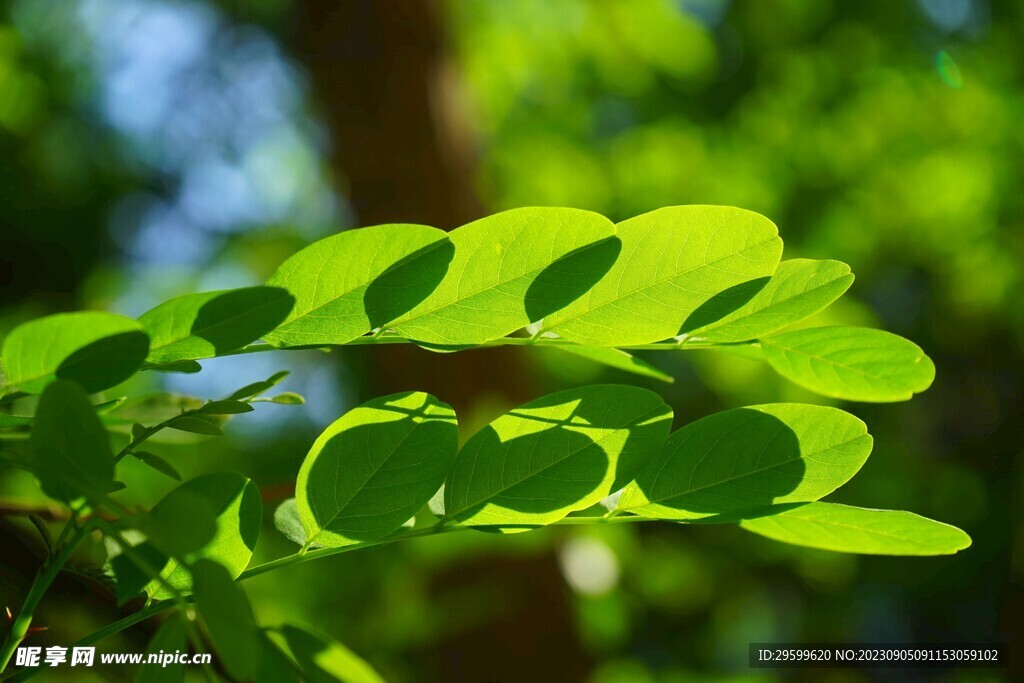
xmin=30 ymin=380 xmax=115 ymax=502
xmin=192 ymin=559 xmax=260 ymax=681
xmin=760 ymin=326 xmax=936 ymax=402
xmin=389 ymin=207 xmax=618 ymax=345
xmin=132 ymin=450 xmax=182 ymax=481
xmin=199 ymin=399 xmax=255 ymax=415
xmin=146 ymin=359 xmax=203 ymax=374
xmin=228 ymin=371 xmax=290 ymax=400
xmin=0 ymin=414 xmax=31 ymax=429
xmin=681 ymin=259 xmax=854 ymax=342
xmin=443 ymin=385 xmax=672 ymax=527
xmin=297 ymin=392 xmax=458 ymax=547
xmin=110 ymin=473 xmax=262 ymax=600
xmin=738 ymin=502 xmax=972 ymax=555
xmin=274 ymin=623 xmax=385 ymax=683
xmin=1 ymin=312 xmax=150 ymax=394
xmin=264 ymin=224 xmax=453 ymax=347
xmin=618 ymin=404 xmax=872 ymax=521
xmin=257 ymin=632 xmax=302 ymax=683
xmin=255 ymin=392 xmax=306 ymax=405
xmin=138 ymin=612 xmax=189 ymax=683
xmin=274 ymin=498 xmax=312 ymax=547
xmin=166 ymin=415 xmax=223 ymax=436
xmin=139 ymin=286 xmax=295 ymax=364
xmin=543 ymin=206 xmax=782 ymax=346
xmin=553 ymin=346 xmax=673 ymax=383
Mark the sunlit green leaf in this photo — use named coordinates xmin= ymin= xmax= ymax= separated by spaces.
xmin=543 ymin=206 xmax=782 ymax=346
xmin=681 ymin=259 xmax=854 ymax=342
xmin=618 ymin=404 xmax=872 ymax=521
xmin=264 ymin=224 xmax=452 ymax=347
xmin=389 ymin=207 xmax=617 ymax=345
xmin=273 ymin=623 xmax=385 ymax=683
xmin=274 ymin=498 xmax=312 ymax=547
xmin=193 ymin=559 xmax=260 ymax=681
xmin=298 ymin=392 xmax=458 ymax=547
xmin=443 ymin=385 xmax=672 ymax=527
xmin=739 ymin=502 xmax=972 ymax=555
xmin=30 ymin=380 xmax=114 ymax=502
xmin=228 ymin=371 xmax=290 ymax=400
xmin=760 ymin=326 xmax=936 ymax=402
xmin=199 ymin=399 xmax=254 ymax=415
xmin=552 ymin=345 xmax=673 ymax=383
xmin=139 ymin=287 xmax=294 ymax=364
xmin=1 ymin=312 xmax=149 ymax=394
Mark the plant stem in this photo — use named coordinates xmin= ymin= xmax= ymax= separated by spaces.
xmin=0 ymin=523 xmax=91 ymax=673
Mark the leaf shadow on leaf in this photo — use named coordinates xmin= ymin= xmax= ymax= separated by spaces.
xmin=55 ymin=330 xmax=150 ymax=393
xmin=302 ymin=395 xmax=457 ymax=544
xmin=189 ymin=286 xmax=295 ymax=354
xmin=632 ymin=409 xmax=806 ymax=523
xmin=447 ymin=390 xmax=667 ymax=525
xmin=524 ymin=236 xmax=621 ymax=323
xmin=363 ymin=239 xmax=456 ymax=328
xmin=677 ymin=277 xmax=770 ymax=337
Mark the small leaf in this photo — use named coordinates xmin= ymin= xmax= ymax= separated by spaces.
xmin=543 ymin=206 xmax=782 ymax=346
xmin=738 ymin=502 xmax=972 ymax=555
xmin=256 ymin=392 xmax=306 ymax=405
xmin=31 ymin=380 xmax=115 ymax=502
xmin=553 ymin=346 xmax=673 ymax=383
xmin=444 ymin=385 xmax=672 ymax=527
xmin=265 ymin=223 xmax=453 ymax=347
xmin=139 ymin=286 xmax=295 ymax=363
xmin=0 ymin=414 xmax=31 ymax=429
xmin=133 ymin=451 xmax=182 ymax=481
xmin=274 ymin=623 xmax=385 ymax=683
xmin=199 ymin=400 xmax=254 ymax=415
xmin=759 ymin=326 xmax=936 ymax=402
xmin=298 ymin=392 xmax=458 ymax=547
xmin=1 ymin=312 xmax=150 ymax=394
xmin=146 ymin=359 xmax=203 ymax=374
xmin=138 ymin=612 xmax=189 ymax=683
xmin=166 ymin=416 xmax=223 ymax=436
xmin=93 ymin=396 xmax=127 ymax=413
xmin=681 ymin=259 xmax=854 ymax=342
xmin=193 ymin=559 xmax=260 ymax=681
xmin=274 ymin=498 xmax=313 ymax=547
xmin=131 ymin=423 xmax=149 ymax=441
xmin=389 ymin=207 xmax=618 ymax=345
xmin=618 ymin=404 xmax=873 ymax=521
xmin=228 ymin=371 xmax=290 ymax=401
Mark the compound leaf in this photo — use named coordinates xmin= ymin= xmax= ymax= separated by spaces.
xmin=618 ymin=404 xmax=872 ymax=521
xmin=264 ymin=224 xmax=452 ymax=347
xmin=760 ymin=326 xmax=936 ymax=402
xmin=443 ymin=385 xmax=672 ymax=527
xmin=681 ymin=258 xmax=854 ymax=342
xmin=31 ymin=380 xmax=115 ymax=503
xmin=298 ymin=392 xmax=458 ymax=547
xmin=543 ymin=206 xmax=782 ymax=346
xmin=193 ymin=559 xmax=260 ymax=681
xmin=388 ymin=207 xmax=617 ymax=345
xmin=1 ymin=312 xmax=149 ymax=394
xmin=138 ymin=287 xmax=294 ymax=364
xmin=738 ymin=502 xmax=972 ymax=555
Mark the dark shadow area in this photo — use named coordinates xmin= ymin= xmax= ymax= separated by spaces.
xmin=633 ymin=408 xmax=803 ymax=520
xmin=107 ymin=473 xmax=261 ymax=602
xmin=189 ymin=286 xmax=294 ymax=354
xmin=364 ymin=238 xmax=456 ymax=328
xmin=446 ymin=386 xmax=670 ymax=523
xmin=677 ymin=276 xmax=770 ymax=336
xmin=56 ymin=330 xmax=150 ymax=393
xmin=303 ymin=392 xmax=458 ymax=543
xmin=524 ymin=235 xmax=621 ymax=323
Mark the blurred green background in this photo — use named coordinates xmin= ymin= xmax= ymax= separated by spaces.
xmin=1 ymin=0 xmax=1021 ymax=681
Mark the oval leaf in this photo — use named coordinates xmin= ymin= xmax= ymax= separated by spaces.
xmin=760 ymin=326 xmax=936 ymax=402
xmin=443 ymin=385 xmax=672 ymax=527
xmin=139 ymin=286 xmax=294 ymax=364
xmin=543 ymin=206 xmax=782 ymax=346
xmin=389 ymin=207 xmax=618 ymax=345
xmin=193 ymin=559 xmax=260 ymax=681
xmin=681 ymin=259 xmax=854 ymax=342
xmin=552 ymin=346 xmax=673 ymax=383
xmin=30 ymin=380 xmax=115 ymax=502
xmin=739 ymin=502 xmax=972 ymax=555
xmin=274 ymin=624 xmax=385 ymax=683
xmin=264 ymin=224 xmax=453 ymax=347
xmin=2 ymin=312 xmax=149 ymax=394
xmin=618 ymin=404 xmax=872 ymax=521
xmin=297 ymin=392 xmax=458 ymax=547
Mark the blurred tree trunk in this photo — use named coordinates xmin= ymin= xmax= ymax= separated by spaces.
xmin=293 ymin=3 xmax=587 ymax=681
